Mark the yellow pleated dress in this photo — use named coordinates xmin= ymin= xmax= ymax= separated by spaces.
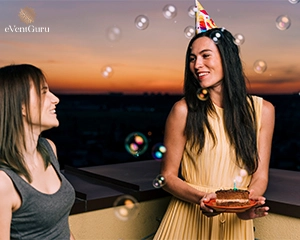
xmin=154 ymin=96 xmax=263 ymax=240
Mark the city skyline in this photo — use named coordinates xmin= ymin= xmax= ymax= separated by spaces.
xmin=0 ymin=0 xmax=299 ymax=94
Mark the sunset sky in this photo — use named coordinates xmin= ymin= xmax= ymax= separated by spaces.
xmin=0 ymin=0 xmax=299 ymax=94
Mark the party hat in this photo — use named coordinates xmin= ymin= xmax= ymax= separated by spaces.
xmin=195 ymin=0 xmax=217 ymax=34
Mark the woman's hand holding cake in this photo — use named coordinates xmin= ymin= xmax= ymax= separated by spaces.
xmin=200 ymin=192 xmax=220 ymax=217
xmin=236 ymin=189 xmax=269 ymax=220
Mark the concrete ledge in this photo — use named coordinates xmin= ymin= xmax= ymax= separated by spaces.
xmin=63 ymin=160 xmax=169 ymax=215
xmin=63 ymin=161 xmax=300 ymax=219
xmin=264 ymin=168 xmax=300 ymax=218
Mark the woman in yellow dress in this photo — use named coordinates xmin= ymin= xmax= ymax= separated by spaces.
xmin=154 ymin=27 xmax=275 ymax=240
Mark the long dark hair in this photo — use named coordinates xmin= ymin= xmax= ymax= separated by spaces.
xmin=0 ymin=64 xmax=51 ymax=182
xmin=184 ymin=28 xmax=258 ymax=174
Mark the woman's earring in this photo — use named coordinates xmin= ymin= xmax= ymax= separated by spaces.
xmin=196 ymin=88 xmax=209 ymax=101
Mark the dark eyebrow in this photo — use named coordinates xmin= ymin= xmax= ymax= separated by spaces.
xmin=199 ymin=49 xmax=212 ymax=54
xmin=190 ymin=49 xmax=212 ymax=55
xmin=41 ymin=85 xmax=48 ymax=91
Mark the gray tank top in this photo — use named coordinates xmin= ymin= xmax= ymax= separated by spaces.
xmin=0 ymin=138 xmax=75 ymax=240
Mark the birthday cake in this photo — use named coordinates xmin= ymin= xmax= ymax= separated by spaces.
xmin=215 ymin=189 xmax=250 ymax=206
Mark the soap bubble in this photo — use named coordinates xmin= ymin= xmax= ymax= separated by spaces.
xmin=113 ymin=195 xmax=139 ymax=221
xmin=162 ymin=4 xmax=177 ymax=19
xmin=151 ymin=143 xmax=166 ymax=160
xmin=188 ymin=5 xmax=196 ymax=18
xmin=233 ymin=33 xmax=245 ymax=45
xmin=275 ymin=15 xmax=291 ymax=30
xmin=240 ymin=169 xmax=248 ymax=177
xmin=101 ymin=65 xmax=113 ymax=78
xmin=235 ymin=175 xmax=243 ymax=183
xmin=288 ymin=0 xmax=299 ymax=4
xmin=196 ymin=88 xmax=209 ymax=101
xmin=135 ymin=15 xmax=149 ymax=30
xmin=184 ymin=26 xmax=195 ymax=39
xmin=210 ymin=30 xmax=223 ymax=44
xmin=124 ymin=132 xmax=148 ymax=157
xmin=152 ymin=174 xmax=166 ymax=188
xmin=253 ymin=60 xmax=267 ymax=74
xmin=106 ymin=26 xmax=122 ymax=42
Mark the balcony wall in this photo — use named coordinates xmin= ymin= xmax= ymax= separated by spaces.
xmin=69 ymin=198 xmax=300 ymax=240
xmin=64 ymin=161 xmax=300 ymax=240
xmin=69 ymin=197 xmax=170 ymax=240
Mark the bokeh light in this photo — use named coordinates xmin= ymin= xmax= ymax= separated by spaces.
xmin=184 ymin=26 xmax=195 ymax=39
xmin=233 ymin=33 xmax=245 ymax=45
xmin=134 ymin=15 xmax=149 ymax=30
xmin=152 ymin=174 xmax=166 ymax=188
xmin=196 ymin=88 xmax=209 ymax=101
xmin=124 ymin=132 xmax=148 ymax=157
xmin=101 ymin=65 xmax=113 ymax=78
xmin=151 ymin=143 xmax=166 ymax=160
xmin=162 ymin=4 xmax=177 ymax=19
xmin=253 ymin=60 xmax=267 ymax=74
xmin=275 ymin=15 xmax=291 ymax=30
xmin=113 ymin=195 xmax=139 ymax=221
xmin=106 ymin=26 xmax=122 ymax=42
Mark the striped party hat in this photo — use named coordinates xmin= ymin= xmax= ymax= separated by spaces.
xmin=195 ymin=0 xmax=217 ymax=34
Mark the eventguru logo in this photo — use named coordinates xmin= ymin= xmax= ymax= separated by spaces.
xmin=18 ymin=7 xmax=36 ymax=24
xmin=4 ymin=7 xmax=49 ymax=33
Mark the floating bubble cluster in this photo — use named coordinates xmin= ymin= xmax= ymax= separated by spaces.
xmin=101 ymin=66 xmax=113 ymax=78
xmin=162 ymin=4 xmax=177 ymax=19
xmin=124 ymin=132 xmax=148 ymax=157
xmin=113 ymin=195 xmax=139 ymax=221
xmin=253 ymin=60 xmax=267 ymax=74
xmin=106 ymin=26 xmax=122 ymax=42
xmin=210 ymin=30 xmax=223 ymax=44
xmin=234 ymin=169 xmax=248 ymax=188
xmin=275 ymin=15 xmax=291 ymax=30
xmin=135 ymin=15 xmax=149 ymax=30
xmin=152 ymin=174 xmax=166 ymax=188
xmin=233 ymin=33 xmax=245 ymax=46
xmin=196 ymin=88 xmax=209 ymax=101
xmin=151 ymin=143 xmax=166 ymax=160
xmin=184 ymin=26 xmax=195 ymax=39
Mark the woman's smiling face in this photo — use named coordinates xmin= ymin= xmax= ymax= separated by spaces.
xmin=189 ymin=36 xmax=224 ymax=89
xmin=24 ymin=80 xmax=60 ymax=133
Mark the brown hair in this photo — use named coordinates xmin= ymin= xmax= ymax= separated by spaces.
xmin=0 ymin=64 xmax=51 ymax=182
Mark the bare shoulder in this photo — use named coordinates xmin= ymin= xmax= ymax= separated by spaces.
xmin=165 ymin=98 xmax=188 ymax=133
xmin=170 ymin=98 xmax=188 ymax=118
xmin=262 ymin=99 xmax=274 ymax=113
xmin=262 ymin=99 xmax=275 ymax=118
xmin=0 ymin=170 xmax=14 ymax=198
xmin=261 ymin=99 xmax=275 ymax=129
xmin=0 ymin=170 xmax=14 ymax=236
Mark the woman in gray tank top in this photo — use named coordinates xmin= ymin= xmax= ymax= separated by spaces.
xmin=0 ymin=64 xmax=76 ymax=240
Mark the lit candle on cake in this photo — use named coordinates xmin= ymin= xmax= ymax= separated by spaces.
xmin=233 ymin=179 xmax=237 ymax=191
